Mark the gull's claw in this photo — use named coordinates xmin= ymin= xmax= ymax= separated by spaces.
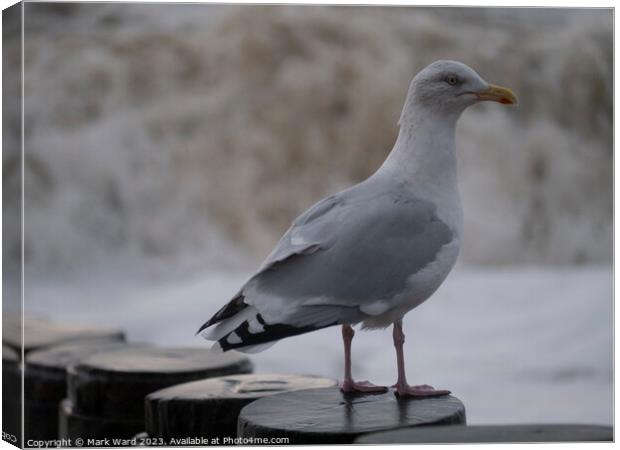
xmin=393 ymin=383 xmax=451 ymax=398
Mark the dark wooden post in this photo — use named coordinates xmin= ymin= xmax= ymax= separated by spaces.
xmin=59 ymin=400 xmax=146 ymax=447
xmin=145 ymin=373 xmax=337 ymax=443
xmin=238 ymin=387 xmax=466 ymax=444
xmin=3 ymin=314 xmax=125 ymax=355
xmin=353 ymin=424 xmax=613 ymax=443
xmin=2 ymin=345 xmax=21 ymax=446
xmin=3 ymin=314 xmax=125 ymax=446
xmin=24 ymin=340 xmax=142 ymax=441
xmin=61 ymin=347 xmax=253 ymax=442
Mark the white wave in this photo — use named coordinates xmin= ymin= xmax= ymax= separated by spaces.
xmin=8 ymin=5 xmax=611 ymax=272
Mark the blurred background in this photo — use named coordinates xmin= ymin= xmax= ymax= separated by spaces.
xmin=4 ymin=3 xmax=612 ymax=426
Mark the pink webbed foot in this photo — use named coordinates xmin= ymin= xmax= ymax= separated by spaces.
xmin=393 ymin=383 xmax=451 ymax=398
xmin=340 ymin=380 xmax=389 ymax=394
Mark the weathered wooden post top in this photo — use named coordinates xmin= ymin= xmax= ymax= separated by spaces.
xmin=238 ymin=387 xmax=466 ymax=444
xmin=146 ymin=373 xmax=337 ymax=443
xmin=62 ymin=346 xmax=253 ymax=442
xmin=3 ymin=313 xmax=125 ymax=355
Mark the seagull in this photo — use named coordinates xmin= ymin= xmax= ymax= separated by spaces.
xmin=198 ymin=60 xmax=517 ymax=397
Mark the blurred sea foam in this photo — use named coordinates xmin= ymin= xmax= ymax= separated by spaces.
xmin=5 ymin=4 xmax=612 ymax=274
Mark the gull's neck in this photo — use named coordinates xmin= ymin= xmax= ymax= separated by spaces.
xmin=374 ymin=105 xmax=464 ymax=234
xmin=377 ymin=106 xmax=460 ymax=193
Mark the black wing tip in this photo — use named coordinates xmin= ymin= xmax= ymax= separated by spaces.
xmin=217 ymin=319 xmax=336 ymax=352
xmin=196 ymin=293 xmax=248 ymax=336
xmin=195 ymin=321 xmax=211 ymax=336
xmin=196 ymin=315 xmax=221 ymax=335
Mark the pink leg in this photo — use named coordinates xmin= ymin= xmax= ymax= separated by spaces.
xmin=392 ymin=320 xmax=451 ymax=398
xmin=339 ymin=325 xmax=387 ymax=393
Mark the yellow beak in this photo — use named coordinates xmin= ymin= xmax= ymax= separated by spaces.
xmin=476 ymin=83 xmax=518 ymax=105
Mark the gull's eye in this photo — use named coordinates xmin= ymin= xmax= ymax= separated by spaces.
xmin=446 ymin=75 xmax=458 ymax=86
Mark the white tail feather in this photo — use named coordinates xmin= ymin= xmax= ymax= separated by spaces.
xmin=199 ymin=306 xmax=257 ymax=341
xmin=210 ymin=341 xmax=223 ymax=353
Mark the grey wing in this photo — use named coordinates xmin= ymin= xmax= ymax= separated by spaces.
xmin=244 ymin=187 xmax=454 ymax=327
xmin=196 ymin=187 xmax=355 ymax=348
xmin=198 ymin=183 xmax=455 ymax=352
xmin=257 ymin=191 xmax=346 ymax=271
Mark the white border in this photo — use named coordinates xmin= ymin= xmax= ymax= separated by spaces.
xmin=0 ymin=2 xmax=614 ymax=450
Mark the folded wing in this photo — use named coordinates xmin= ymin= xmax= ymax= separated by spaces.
xmin=197 ymin=180 xmax=453 ymax=352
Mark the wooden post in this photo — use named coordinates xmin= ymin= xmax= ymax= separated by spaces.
xmin=353 ymin=424 xmax=613 ymax=443
xmin=62 ymin=347 xmax=253 ymax=441
xmin=238 ymin=387 xmax=466 ymax=444
xmin=145 ymin=373 xmax=337 ymax=443
xmin=59 ymin=399 xmax=143 ymax=445
xmin=24 ymin=340 xmax=143 ymax=441
xmin=2 ymin=314 xmax=125 ymax=445
xmin=2 ymin=345 xmax=21 ymax=446
xmin=3 ymin=314 xmax=125 ymax=356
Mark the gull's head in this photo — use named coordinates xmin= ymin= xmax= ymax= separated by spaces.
xmin=402 ymin=60 xmax=517 ymax=121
